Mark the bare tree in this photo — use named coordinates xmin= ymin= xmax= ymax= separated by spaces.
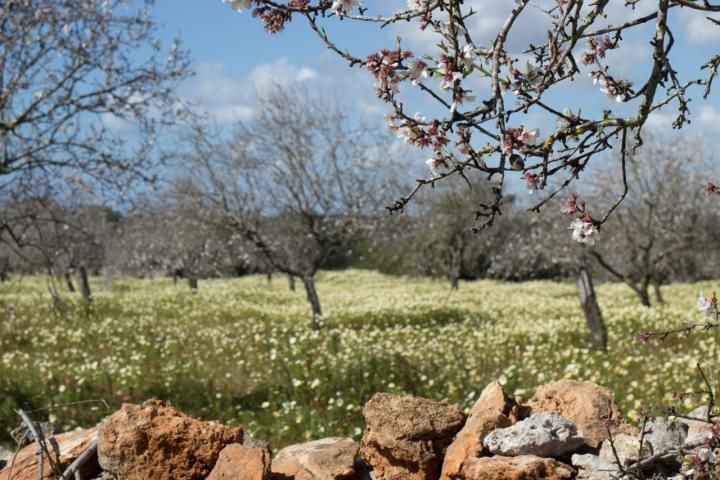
xmin=410 ymin=177 xmax=504 ymax=289
xmin=180 ymin=87 xmax=402 ymax=329
xmin=0 ymin=0 xmax=192 ymax=252
xmin=587 ymin=136 xmax=713 ymax=306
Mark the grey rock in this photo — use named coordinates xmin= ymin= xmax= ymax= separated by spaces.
xmin=483 ymin=412 xmax=585 ymax=457
xmin=644 ymin=417 xmax=688 ymax=453
xmin=572 ymin=453 xmax=618 ymax=480
xmin=599 ymin=433 xmax=650 ymax=466
xmin=242 ymin=430 xmax=269 ymax=450
xmin=679 ymin=406 xmax=715 ymax=445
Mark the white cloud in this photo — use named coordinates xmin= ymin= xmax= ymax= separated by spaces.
xmin=697 ymin=105 xmax=720 ymax=125
xmin=680 ymin=10 xmax=720 ymax=45
xmin=183 ymin=59 xmax=319 ymax=124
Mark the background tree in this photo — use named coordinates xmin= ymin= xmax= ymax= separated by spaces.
xmin=409 ymin=177 xmax=507 ymax=289
xmin=588 ymin=136 xmax=716 ymax=306
xmin=180 ymin=86 xmax=403 ymax=329
xmin=0 ymin=0 xmax=192 ymax=255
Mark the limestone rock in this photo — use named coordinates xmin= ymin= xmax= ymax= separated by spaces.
xmin=0 ymin=427 xmax=99 ymax=480
xmin=643 ymin=417 xmax=688 ymax=454
xmin=598 ymin=433 xmax=649 ymax=466
xmin=483 ymin=412 xmax=584 ymax=457
xmin=572 ymin=453 xmax=618 ymax=480
xmin=271 ymin=437 xmax=359 ymax=480
xmin=680 ymin=406 xmax=715 ymax=445
xmin=97 ymin=399 xmax=243 ymax=480
xmin=359 ymin=393 xmax=466 ymax=480
xmin=459 ymin=455 xmax=575 ymax=480
xmin=440 ymin=381 xmax=516 ymax=480
xmin=527 ymin=380 xmax=633 ymax=448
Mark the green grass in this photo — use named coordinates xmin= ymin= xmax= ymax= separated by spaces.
xmin=0 ymin=270 xmax=717 ymax=448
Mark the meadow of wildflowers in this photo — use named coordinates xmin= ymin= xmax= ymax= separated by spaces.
xmin=0 ymin=270 xmax=716 ymax=448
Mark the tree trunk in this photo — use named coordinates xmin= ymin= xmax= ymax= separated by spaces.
xmin=301 ymin=274 xmax=322 ymax=331
xmin=189 ymin=277 xmax=198 ymax=292
xmin=65 ymin=269 xmax=76 ymax=292
xmin=288 ymin=274 xmax=296 ymax=291
xmin=78 ymin=266 xmax=92 ymax=303
xmin=266 ymin=271 xmax=273 ymax=284
xmin=450 ymin=275 xmax=459 ymax=290
xmin=653 ymin=283 xmax=664 ymax=304
xmin=637 ymin=287 xmax=651 ymax=307
xmin=576 ymin=264 xmax=607 ymax=352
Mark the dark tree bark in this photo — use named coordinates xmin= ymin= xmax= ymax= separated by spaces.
xmin=301 ymin=274 xmax=322 ymax=331
xmin=449 ymin=247 xmax=463 ymax=290
xmin=266 ymin=271 xmax=273 ymax=284
xmin=576 ymin=262 xmax=607 ymax=351
xmin=288 ymin=274 xmax=296 ymax=291
xmin=78 ymin=266 xmax=92 ymax=303
xmin=65 ymin=269 xmax=76 ymax=292
xmin=653 ymin=282 xmax=664 ymax=304
xmin=638 ymin=281 xmax=651 ymax=307
xmin=189 ymin=277 xmax=198 ymax=292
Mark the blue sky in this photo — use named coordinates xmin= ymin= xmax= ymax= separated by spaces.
xmin=146 ymin=1 xmax=719 ymax=132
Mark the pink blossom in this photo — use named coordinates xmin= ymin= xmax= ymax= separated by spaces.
xmin=440 ymin=71 xmax=462 ymax=91
xmin=407 ymin=58 xmax=429 ymax=85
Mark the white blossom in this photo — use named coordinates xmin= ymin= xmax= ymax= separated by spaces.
xmin=460 ymin=45 xmax=477 ymax=68
xmin=569 ymin=218 xmax=598 ymax=245
xmin=331 ymin=0 xmax=360 ymax=16
xmin=440 ymin=72 xmax=462 ymax=91
xmin=407 ymin=59 xmax=430 ymax=85
xmin=407 ymin=0 xmax=429 ymax=10
xmin=696 ymin=293 xmax=716 ymax=315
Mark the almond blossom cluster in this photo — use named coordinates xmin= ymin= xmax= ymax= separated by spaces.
xmin=331 ymin=0 xmax=360 ymax=16
xmin=366 ymin=49 xmax=413 ymax=100
xmin=562 ymin=193 xmax=598 ymax=245
xmin=502 ymin=127 xmax=540 ymax=155
xmin=581 ymin=36 xmax=634 ymax=103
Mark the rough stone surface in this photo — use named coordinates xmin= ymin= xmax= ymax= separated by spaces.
xmin=97 ymin=399 xmax=243 ymax=480
xmin=483 ymin=412 xmax=584 ymax=457
xmin=527 ymin=380 xmax=634 ymax=449
xmin=359 ymin=393 xmax=466 ymax=480
xmin=598 ymin=433 xmax=649 ymax=466
xmin=440 ymin=381 xmax=516 ymax=480
xmin=458 ymin=455 xmax=575 ymax=480
xmin=207 ymin=443 xmax=270 ymax=480
xmin=0 ymin=427 xmax=99 ymax=480
xmin=572 ymin=453 xmax=618 ymax=480
xmin=643 ymin=417 xmax=688 ymax=454
xmin=271 ymin=437 xmax=359 ymax=480
xmin=680 ymin=406 xmax=715 ymax=445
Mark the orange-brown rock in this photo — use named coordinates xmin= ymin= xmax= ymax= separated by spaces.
xmin=208 ymin=443 xmax=271 ymax=480
xmin=440 ymin=381 xmax=517 ymax=480
xmin=271 ymin=437 xmax=359 ymax=480
xmin=458 ymin=455 xmax=575 ymax=480
xmin=97 ymin=399 xmax=243 ymax=480
xmin=527 ymin=380 xmax=634 ymax=449
xmin=359 ymin=393 xmax=466 ymax=480
xmin=0 ymin=427 xmax=99 ymax=480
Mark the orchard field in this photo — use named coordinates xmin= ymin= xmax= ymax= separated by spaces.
xmin=1 ymin=270 xmax=717 ymax=449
